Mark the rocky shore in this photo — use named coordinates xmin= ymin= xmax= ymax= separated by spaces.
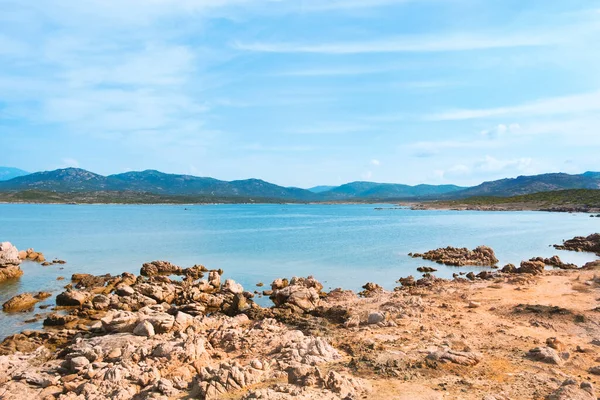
xmin=1 ymin=239 xmax=600 ymax=399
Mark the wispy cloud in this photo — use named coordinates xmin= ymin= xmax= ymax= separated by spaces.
xmin=427 ymin=90 xmax=600 ymax=120
xmin=233 ymin=32 xmax=559 ymax=54
xmin=288 ymin=123 xmax=371 ymax=135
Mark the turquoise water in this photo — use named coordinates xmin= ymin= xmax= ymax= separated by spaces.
xmin=0 ymin=204 xmax=598 ymax=339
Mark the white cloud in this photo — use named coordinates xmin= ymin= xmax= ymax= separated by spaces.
xmin=480 ymin=123 xmax=521 ymax=138
xmin=428 ymin=90 xmax=600 ymax=121
xmin=474 ymin=155 xmax=533 ymax=173
xmin=61 ymin=158 xmax=80 ymax=168
xmin=371 ymin=159 xmax=381 ymax=166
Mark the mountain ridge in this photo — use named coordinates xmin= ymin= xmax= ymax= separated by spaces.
xmin=0 ymin=168 xmax=599 ymax=201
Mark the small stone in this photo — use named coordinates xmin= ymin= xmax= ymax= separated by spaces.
xmin=468 ymin=301 xmax=481 ymax=309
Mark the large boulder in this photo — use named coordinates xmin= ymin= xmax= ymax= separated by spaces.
xmin=0 ymin=242 xmax=21 ymax=267
xmin=518 ymin=260 xmax=545 ymax=275
xmin=2 ymin=293 xmax=40 ymax=312
xmin=0 ymin=242 xmax=23 ymax=283
xmin=271 ymin=276 xmax=323 ymax=312
xmin=56 ymin=290 xmax=89 ymax=307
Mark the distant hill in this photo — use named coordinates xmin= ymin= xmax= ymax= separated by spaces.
xmin=0 ymin=168 xmax=319 ymax=201
xmin=1 ymin=168 xmax=599 ymax=203
xmin=307 ymin=185 xmax=337 ymax=193
xmin=0 ymin=167 xmax=29 ymax=181
xmin=319 ymin=181 xmax=466 ymax=199
xmin=448 ymin=172 xmax=600 ymax=198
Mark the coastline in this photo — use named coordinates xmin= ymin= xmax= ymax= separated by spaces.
xmin=1 ymin=237 xmax=600 ymax=399
xmin=405 ymin=201 xmax=600 ymax=213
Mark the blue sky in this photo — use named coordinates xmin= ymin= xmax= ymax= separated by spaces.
xmin=1 ymin=0 xmax=599 ymax=188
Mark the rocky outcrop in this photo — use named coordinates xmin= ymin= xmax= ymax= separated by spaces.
xmin=141 ymin=260 xmax=209 ymax=280
xmin=271 ymin=276 xmax=323 ymax=312
xmin=554 ymin=233 xmax=600 ymax=255
xmin=410 ymin=245 xmax=498 ymax=266
xmin=0 ymin=242 xmax=23 ymax=283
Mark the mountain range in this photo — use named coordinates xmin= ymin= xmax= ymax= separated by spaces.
xmin=0 ymin=167 xmax=598 ymax=202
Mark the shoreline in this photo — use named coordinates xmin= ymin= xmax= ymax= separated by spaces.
xmin=1 ymin=238 xmax=600 ymax=399
xmin=405 ymin=201 xmax=600 ymax=213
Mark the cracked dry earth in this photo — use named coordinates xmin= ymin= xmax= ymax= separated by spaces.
xmin=2 ymin=267 xmax=600 ymax=399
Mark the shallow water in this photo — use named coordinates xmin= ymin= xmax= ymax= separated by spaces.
xmin=0 ymin=203 xmax=598 ymax=339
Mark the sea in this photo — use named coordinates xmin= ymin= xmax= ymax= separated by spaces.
xmin=0 ymin=203 xmax=598 ymax=340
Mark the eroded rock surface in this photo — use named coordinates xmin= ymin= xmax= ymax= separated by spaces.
xmin=410 ymin=245 xmax=498 ymax=266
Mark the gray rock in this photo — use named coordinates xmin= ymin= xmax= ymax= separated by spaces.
xmin=133 ymin=320 xmax=155 ymax=337
xmin=367 ymin=311 xmax=385 ymax=325
xmin=69 ymin=356 xmax=90 ymax=373
xmin=527 ymin=346 xmax=565 ymax=365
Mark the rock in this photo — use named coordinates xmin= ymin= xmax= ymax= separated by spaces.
xmin=139 ymin=306 xmax=175 ymax=333
xmin=527 ymin=346 xmax=566 ymax=365
xmin=208 ymin=270 xmax=221 ymax=288
xmin=141 ymin=260 xmax=182 ymax=276
xmin=501 ymin=264 xmax=517 ymax=273
xmin=417 ymin=266 xmax=437 ymax=273
xmin=589 ymin=366 xmax=600 ymax=375
xmin=546 ymin=337 xmax=566 ymax=351
xmin=546 ymin=379 xmax=595 ymax=400
xmin=397 ymin=276 xmax=415 ymax=287
xmin=468 ymin=301 xmax=481 ymax=309
xmin=56 ymin=290 xmax=89 ymax=307
xmin=91 ymin=294 xmax=110 ymax=310
xmin=0 ymin=242 xmax=23 ymax=282
xmin=367 ymin=311 xmax=386 ymax=325
xmin=554 ymin=234 xmax=600 ymax=256
xmin=43 ymin=313 xmax=77 ymax=326
xmin=116 ymin=285 xmax=135 ymax=296
xmin=359 ymin=282 xmax=384 ymax=296
xmin=0 ymin=242 xmax=21 ymax=267
xmin=271 ymin=276 xmax=323 ymax=312
xmin=466 ymin=272 xmax=475 ymax=280
xmin=133 ymin=320 xmax=155 ymax=337
xmin=223 ymin=279 xmax=244 ymax=294
xmin=411 ymin=245 xmax=498 ymax=266
xmin=427 ymin=349 xmax=482 ymax=366
xmin=101 ymin=310 xmax=139 ymax=333
xmin=518 ymin=260 xmax=545 ymax=275
xmin=2 ymin=293 xmax=40 ymax=312
xmin=69 ymin=356 xmax=90 ymax=373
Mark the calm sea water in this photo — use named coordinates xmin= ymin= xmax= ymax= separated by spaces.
xmin=0 ymin=203 xmax=598 ymax=339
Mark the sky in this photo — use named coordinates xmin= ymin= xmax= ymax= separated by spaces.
xmin=1 ymin=0 xmax=599 ymax=188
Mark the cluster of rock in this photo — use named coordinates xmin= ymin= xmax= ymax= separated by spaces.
xmin=18 ymin=248 xmax=46 ymax=263
xmin=140 ymin=260 xmax=208 ymax=280
xmin=0 ymin=263 xmax=371 ymax=399
xmin=410 ymin=245 xmax=498 ymax=266
xmin=0 ymin=242 xmax=23 ymax=283
xmin=554 ymin=233 xmax=600 ymax=256
xmin=529 ymin=255 xmax=578 ymax=270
